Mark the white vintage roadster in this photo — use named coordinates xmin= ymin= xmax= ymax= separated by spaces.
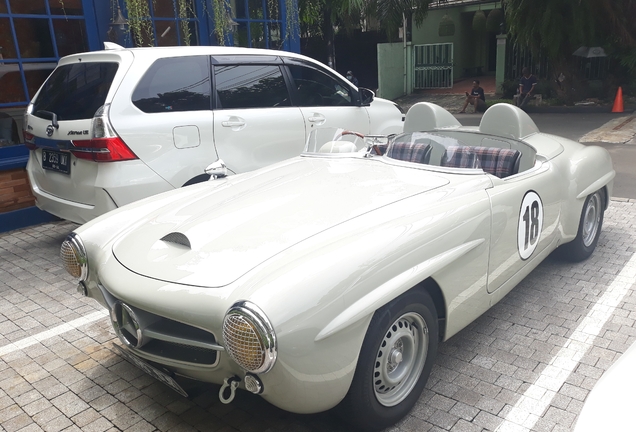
xmin=61 ymin=103 xmax=614 ymax=430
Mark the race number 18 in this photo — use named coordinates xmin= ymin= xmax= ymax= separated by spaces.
xmin=517 ymin=191 xmax=544 ymax=260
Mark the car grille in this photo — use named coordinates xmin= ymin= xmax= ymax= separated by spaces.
xmin=99 ymin=285 xmax=221 ymax=367
xmin=140 ymin=319 xmax=221 ymax=366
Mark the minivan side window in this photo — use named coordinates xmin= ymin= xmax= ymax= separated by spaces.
xmin=132 ymin=56 xmax=211 ymax=113
xmin=214 ymin=65 xmax=290 ymax=109
xmin=32 ymin=62 xmax=119 ymax=121
xmin=287 ymin=65 xmax=353 ymax=107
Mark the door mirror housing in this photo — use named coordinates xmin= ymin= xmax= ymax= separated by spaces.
xmin=359 ymin=88 xmax=375 ymax=106
xmin=205 ymin=159 xmax=228 ymax=179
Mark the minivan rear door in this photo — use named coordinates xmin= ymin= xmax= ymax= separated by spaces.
xmin=25 ymin=52 xmax=131 ymax=205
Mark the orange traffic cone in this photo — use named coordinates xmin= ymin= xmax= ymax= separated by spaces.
xmin=612 ymin=86 xmax=624 ymax=113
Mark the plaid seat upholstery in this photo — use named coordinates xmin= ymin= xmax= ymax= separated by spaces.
xmin=374 ymin=144 xmax=388 ymax=155
xmin=387 ymin=142 xmax=431 ymax=164
xmin=442 ymin=146 xmax=521 ymax=178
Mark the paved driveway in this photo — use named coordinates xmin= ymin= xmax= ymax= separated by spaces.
xmin=1 ymin=200 xmax=635 ymax=432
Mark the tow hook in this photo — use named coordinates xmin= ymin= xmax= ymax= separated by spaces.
xmin=219 ymin=376 xmax=241 ymax=404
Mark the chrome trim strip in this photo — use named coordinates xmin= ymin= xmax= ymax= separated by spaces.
xmin=64 ymin=232 xmax=89 ymax=281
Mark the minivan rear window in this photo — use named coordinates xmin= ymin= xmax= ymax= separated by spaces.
xmin=32 ymin=62 xmax=119 ymax=121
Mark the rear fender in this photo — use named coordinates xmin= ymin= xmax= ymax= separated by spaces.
xmin=560 ymin=145 xmax=614 ymax=240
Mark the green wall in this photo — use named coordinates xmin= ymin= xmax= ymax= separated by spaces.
xmin=411 ymin=6 xmax=497 ymax=82
xmin=377 ymin=4 xmax=503 ymax=99
xmin=377 ymin=42 xmax=406 ymax=100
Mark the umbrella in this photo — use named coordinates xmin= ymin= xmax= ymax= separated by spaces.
xmin=573 ymin=46 xmax=607 ymax=58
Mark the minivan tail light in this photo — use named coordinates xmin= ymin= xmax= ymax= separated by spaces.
xmin=70 ymin=137 xmax=137 ymax=162
xmin=69 ymin=103 xmax=138 ymax=162
xmin=24 ymin=131 xmax=37 ymax=150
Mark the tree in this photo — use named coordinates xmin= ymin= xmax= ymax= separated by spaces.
xmin=299 ymin=0 xmax=432 ymax=70
xmin=368 ymin=0 xmax=432 ymax=39
xmin=503 ymin=0 xmax=636 ymax=100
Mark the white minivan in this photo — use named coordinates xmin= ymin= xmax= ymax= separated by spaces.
xmin=24 ymin=45 xmax=404 ymax=224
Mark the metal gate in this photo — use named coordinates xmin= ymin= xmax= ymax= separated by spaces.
xmin=414 ymin=43 xmax=454 ymax=89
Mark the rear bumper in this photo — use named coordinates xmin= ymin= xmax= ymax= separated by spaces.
xmin=30 ymin=184 xmax=117 ymax=225
xmin=27 ymin=157 xmax=173 ymax=224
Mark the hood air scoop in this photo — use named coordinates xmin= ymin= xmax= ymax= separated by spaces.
xmin=161 ymin=232 xmax=191 ymax=249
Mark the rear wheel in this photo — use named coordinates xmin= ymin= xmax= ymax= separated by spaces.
xmin=556 ymin=189 xmax=605 ymax=262
xmin=338 ymin=289 xmax=438 ymax=431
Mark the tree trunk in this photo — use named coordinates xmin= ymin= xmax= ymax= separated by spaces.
xmin=551 ymin=57 xmax=581 ymax=105
xmin=322 ymin=8 xmax=336 ymax=69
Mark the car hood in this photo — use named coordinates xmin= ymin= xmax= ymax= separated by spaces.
xmin=573 ymin=340 xmax=636 ymax=432
xmin=112 ymin=157 xmax=450 ymax=287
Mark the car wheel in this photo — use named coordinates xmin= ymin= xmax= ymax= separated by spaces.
xmin=338 ymin=289 xmax=438 ymax=431
xmin=556 ymin=189 xmax=605 ymax=262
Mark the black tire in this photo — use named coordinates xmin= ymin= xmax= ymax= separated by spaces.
xmin=337 ymin=289 xmax=439 ymax=431
xmin=556 ymin=188 xmax=605 ymax=262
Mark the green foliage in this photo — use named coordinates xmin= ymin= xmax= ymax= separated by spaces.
xmin=503 ymin=0 xmax=595 ymax=59
xmin=503 ymin=0 xmax=636 ymax=78
xmin=211 ymin=0 xmax=231 ymax=45
xmin=500 ymin=79 xmax=518 ymax=99
xmin=177 ymin=0 xmax=193 ymax=45
xmin=535 ymin=80 xmax=553 ymax=99
xmin=124 ymin=0 xmax=155 ymax=46
xmin=369 ymin=0 xmax=432 ymax=37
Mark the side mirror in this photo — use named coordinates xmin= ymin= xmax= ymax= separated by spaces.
xmin=205 ymin=159 xmax=227 ymax=179
xmin=359 ymin=88 xmax=375 ymax=106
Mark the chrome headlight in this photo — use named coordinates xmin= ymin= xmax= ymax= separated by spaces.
xmin=60 ymin=233 xmax=88 ymax=281
xmin=223 ymin=301 xmax=277 ymax=374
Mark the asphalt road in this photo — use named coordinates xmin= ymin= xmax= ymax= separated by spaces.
xmin=456 ymin=112 xmax=636 ymax=200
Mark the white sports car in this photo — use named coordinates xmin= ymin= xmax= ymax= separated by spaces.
xmin=60 ymin=103 xmax=614 ymax=430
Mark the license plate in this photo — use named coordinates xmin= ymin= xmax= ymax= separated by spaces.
xmin=113 ymin=344 xmax=188 ymax=398
xmin=42 ymin=149 xmax=71 ymax=174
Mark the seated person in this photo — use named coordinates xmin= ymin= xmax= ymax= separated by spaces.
xmin=516 ymin=67 xmax=538 ymax=108
xmin=459 ymin=80 xmax=486 ymax=113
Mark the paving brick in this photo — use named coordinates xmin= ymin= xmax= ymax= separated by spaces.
xmin=80 ymin=417 xmax=113 ymax=432
xmin=99 ymin=403 xmax=143 ymax=430
xmin=0 ymin=405 xmax=22 ymax=423
xmin=21 ymin=399 xmax=52 ymax=417
xmin=2 ymin=200 xmax=636 ymax=432
xmin=2 ymin=412 xmax=31 ymax=432
xmin=50 ymin=392 xmax=89 ymax=418
xmin=30 ymin=378 xmax=66 ymax=401
xmin=88 ymin=394 xmax=117 ymax=412
xmin=449 ymin=419 xmax=483 ymax=432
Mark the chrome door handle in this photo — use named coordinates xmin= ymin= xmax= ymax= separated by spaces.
xmin=221 ymin=120 xmax=245 ymax=127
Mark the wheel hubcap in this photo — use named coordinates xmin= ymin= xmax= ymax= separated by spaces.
xmin=582 ymin=192 xmax=601 ymax=247
xmin=373 ymin=312 xmax=428 ymax=407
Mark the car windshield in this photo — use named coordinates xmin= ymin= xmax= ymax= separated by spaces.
xmin=305 ymin=129 xmax=523 ymax=178
xmin=304 ymin=128 xmax=367 ymax=154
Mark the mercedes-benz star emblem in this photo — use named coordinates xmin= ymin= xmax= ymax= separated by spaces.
xmin=110 ymin=302 xmax=144 ymax=348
